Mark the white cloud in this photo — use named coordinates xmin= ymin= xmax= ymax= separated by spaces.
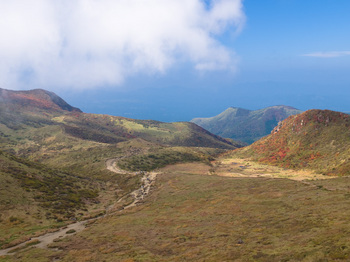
xmin=302 ymin=51 xmax=350 ymax=58
xmin=0 ymin=0 xmax=245 ymax=90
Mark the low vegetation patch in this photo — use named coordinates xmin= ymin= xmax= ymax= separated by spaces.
xmin=66 ymin=229 xmax=76 ymax=234
xmin=0 ymin=151 xmax=98 ymax=219
xmin=0 ymin=150 xmax=100 ymax=249
xmin=117 ymin=147 xmax=214 ymax=171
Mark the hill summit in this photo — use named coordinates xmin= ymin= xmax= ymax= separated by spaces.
xmin=235 ymin=109 xmax=350 ymax=176
xmin=191 ymin=105 xmax=302 ymax=144
xmin=0 ymin=88 xmax=81 ymax=113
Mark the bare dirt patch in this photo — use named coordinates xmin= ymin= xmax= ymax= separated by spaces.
xmin=213 ymin=157 xmax=332 ymax=181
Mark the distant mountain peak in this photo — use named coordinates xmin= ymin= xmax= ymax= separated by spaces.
xmin=0 ymin=88 xmax=82 ymax=113
xmin=191 ymin=105 xmax=302 ymax=144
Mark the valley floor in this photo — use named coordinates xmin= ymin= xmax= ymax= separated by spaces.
xmin=2 ymin=158 xmax=350 ymax=261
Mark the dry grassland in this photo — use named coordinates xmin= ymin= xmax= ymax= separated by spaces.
xmin=3 ymin=158 xmax=350 ymax=261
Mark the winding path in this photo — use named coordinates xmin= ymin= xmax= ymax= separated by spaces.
xmin=0 ymin=159 xmax=157 ymax=257
xmin=106 ymin=158 xmax=129 ymax=174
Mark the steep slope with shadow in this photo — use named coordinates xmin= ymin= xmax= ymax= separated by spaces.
xmin=191 ymin=105 xmax=302 ymax=144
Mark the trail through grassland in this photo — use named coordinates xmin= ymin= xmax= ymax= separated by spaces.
xmin=2 ymin=157 xmax=348 ymax=261
xmin=0 ymin=161 xmax=157 ymax=257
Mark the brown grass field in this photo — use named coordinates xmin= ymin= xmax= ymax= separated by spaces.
xmin=3 ymin=156 xmax=350 ymax=261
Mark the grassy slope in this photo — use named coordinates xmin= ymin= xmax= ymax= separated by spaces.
xmin=0 ymin=88 xmax=238 ymax=179
xmin=6 ymin=170 xmax=350 ymax=261
xmin=0 ymin=103 xmax=237 ymax=174
xmin=234 ymin=109 xmax=350 ymax=176
xmin=0 ymin=150 xmax=100 ymax=249
xmin=0 ymin=110 xmax=235 ymax=182
xmin=0 ymin=88 xmax=239 ymax=251
xmin=0 ymin=87 xmax=238 ymax=155
xmin=57 ymin=113 xmax=239 ymax=149
xmin=191 ymin=106 xmax=302 ymax=144
xmin=117 ymin=146 xmax=221 ymax=172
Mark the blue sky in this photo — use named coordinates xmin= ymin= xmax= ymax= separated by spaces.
xmin=1 ymin=0 xmax=349 ymax=122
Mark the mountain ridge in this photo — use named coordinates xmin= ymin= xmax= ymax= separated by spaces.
xmin=191 ymin=105 xmax=302 ymax=144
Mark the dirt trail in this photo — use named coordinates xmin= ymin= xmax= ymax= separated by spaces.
xmin=0 ymin=221 xmax=87 ymax=256
xmin=124 ymin=172 xmax=157 ymax=209
xmin=106 ymin=158 xmax=129 ymax=174
xmin=106 ymin=158 xmax=157 ymax=208
xmin=0 ymin=159 xmax=157 ymax=257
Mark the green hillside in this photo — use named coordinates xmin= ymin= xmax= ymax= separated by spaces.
xmin=0 ymin=88 xmax=239 ymax=178
xmin=0 ymin=88 xmax=239 ymax=182
xmin=233 ymin=109 xmax=350 ymax=176
xmin=0 ymin=88 xmax=238 ymax=154
xmin=191 ymin=105 xmax=302 ymax=144
xmin=0 ymin=88 xmax=240 ymax=249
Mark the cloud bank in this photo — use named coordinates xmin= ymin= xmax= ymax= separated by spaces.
xmin=0 ymin=0 xmax=245 ymax=90
xmin=303 ymin=51 xmax=350 ymax=58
